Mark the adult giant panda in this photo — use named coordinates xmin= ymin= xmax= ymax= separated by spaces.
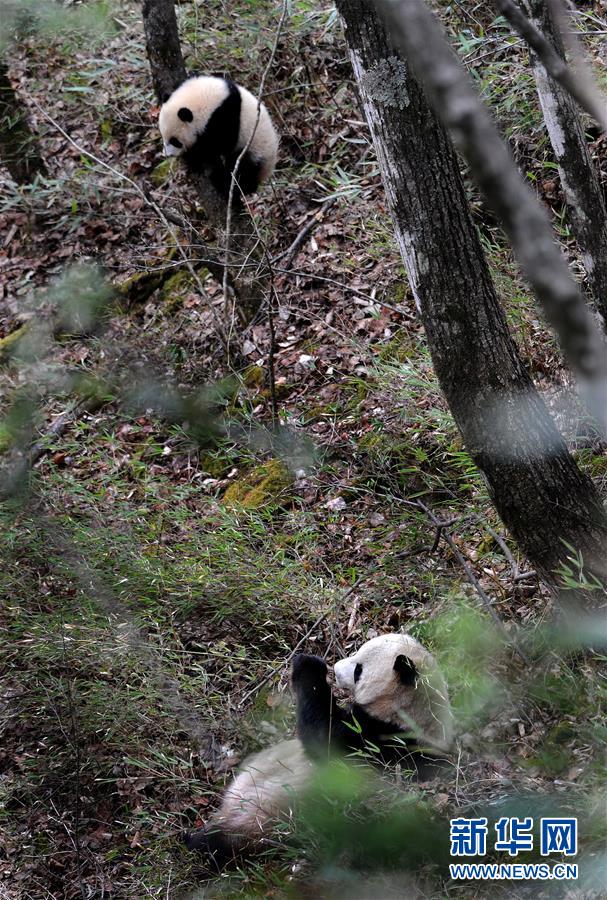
xmin=185 ymin=632 xmax=453 ymax=864
xmin=158 ymin=76 xmax=279 ymax=200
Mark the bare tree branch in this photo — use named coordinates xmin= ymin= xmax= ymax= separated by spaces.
xmin=219 ymin=1 xmax=288 ymax=357
xmin=492 ymin=0 xmax=607 ymax=131
xmin=31 ymin=101 xmax=231 ymax=348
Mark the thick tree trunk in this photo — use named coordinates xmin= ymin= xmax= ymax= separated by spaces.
xmin=521 ymin=0 xmax=607 ymax=323
xmin=0 ymin=60 xmax=46 ymax=184
xmin=336 ymin=0 xmax=607 ymax=598
xmin=141 ymin=0 xmax=265 ymax=323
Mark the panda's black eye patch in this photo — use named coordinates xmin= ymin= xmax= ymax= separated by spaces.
xmin=354 ymin=663 xmax=363 ymax=683
xmin=169 ymin=137 xmax=183 ymax=149
xmin=177 ymin=106 xmax=194 ymax=123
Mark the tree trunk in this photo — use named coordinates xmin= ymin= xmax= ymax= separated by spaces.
xmin=141 ymin=0 xmax=265 ymax=323
xmin=142 ymin=0 xmax=187 ymax=103
xmin=0 ymin=60 xmax=46 ymax=184
xmin=521 ymin=0 xmax=607 ymax=324
xmin=336 ymin=0 xmax=607 ymax=597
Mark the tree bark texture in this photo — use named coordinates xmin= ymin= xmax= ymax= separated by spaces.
xmin=375 ymin=0 xmax=607 ymax=433
xmin=0 ymin=60 xmax=46 ymax=184
xmin=336 ymin=0 xmax=607 ymax=597
xmin=142 ymin=0 xmax=187 ymax=103
xmin=141 ymin=0 xmax=265 ymax=324
xmin=521 ymin=0 xmax=607 ymax=323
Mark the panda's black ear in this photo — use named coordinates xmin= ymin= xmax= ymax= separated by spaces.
xmin=178 ymin=107 xmax=194 ymax=122
xmin=394 ymin=654 xmax=417 ymax=687
xmin=161 ymin=92 xmax=171 ymax=104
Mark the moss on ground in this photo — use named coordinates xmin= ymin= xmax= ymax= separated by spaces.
xmin=223 ymin=458 xmax=293 ymax=509
xmin=0 ymin=324 xmax=29 ymax=366
xmin=151 ymin=158 xmax=177 ymax=186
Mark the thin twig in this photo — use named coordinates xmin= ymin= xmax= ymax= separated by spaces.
xmin=266 ymin=281 xmax=279 ymax=421
xmin=222 ymin=0 xmax=289 ymax=314
xmin=441 ymin=482 xmax=539 ymax=586
xmin=59 ymin=622 xmax=87 ymax=900
xmin=274 ymin=265 xmax=416 ymax=318
xmin=29 ymin=397 xmax=103 ymax=468
xmin=430 ymin=517 xmax=458 ymax=553
xmin=484 ymin=522 xmax=521 ymax=579
xmin=412 ymin=499 xmax=530 ymax=664
xmin=239 ymin=572 xmax=370 ymax=707
xmin=273 ymin=196 xmax=338 ymax=269
xmin=32 ymin=101 xmax=231 ymax=348
xmin=417 ymin=500 xmax=504 ymax=628
xmin=243 ymin=207 xmax=280 ymax=419
xmin=452 ymin=0 xmax=485 ymax=31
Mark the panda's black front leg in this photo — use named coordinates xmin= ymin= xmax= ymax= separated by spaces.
xmin=292 ymin=654 xmax=356 ymax=761
xmin=183 ymin=826 xmax=235 ymax=871
xmin=207 ymin=160 xmax=232 ymax=202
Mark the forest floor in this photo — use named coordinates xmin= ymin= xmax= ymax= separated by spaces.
xmin=0 ymin=2 xmax=606 ymax=898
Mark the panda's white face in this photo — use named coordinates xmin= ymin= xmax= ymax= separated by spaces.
xmin=158 ymin=76 xmax=231 ymax=158
xmin=334 ymin=634 xmax=420 ymax=703
xmin=158 ymin=107 xmax=192 ymax=158
xmin=334 ymin=633 xmax=453 ymax=749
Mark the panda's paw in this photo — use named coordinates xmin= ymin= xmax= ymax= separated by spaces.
xmin=292 ymin=653 xmax=328 ymax=687
xmin=183 ymin=826 xmax=234 ymax=869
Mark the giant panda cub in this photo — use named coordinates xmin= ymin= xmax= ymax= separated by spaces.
xmin=185 ymin=632 xmax=453 ymax=864
xmin=158 ymin=76 xmax=279 ymax=201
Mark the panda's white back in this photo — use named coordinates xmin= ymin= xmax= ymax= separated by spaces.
xmin=236 ymin=84 xmax=280 ymax=181
xmin=216 ymin=739 xmax=314 ymax=838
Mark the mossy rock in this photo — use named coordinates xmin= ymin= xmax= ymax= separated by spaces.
xmin=243 ymin=365 xmax=265 ymax=390
xmin=161 ymin=270 xmax=194 ymax=312
xmin=223 ymin=459 xmax=293 ymax=509
xmin=116 ymin=246 xmax=179 ymax=308
xmin=259 ymin=381 xmax=293 ymax=403
xmin=0 ymin=324 xmax=29 ymax=367
xmin=117 ymin=269 xmax=168 ymax=307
